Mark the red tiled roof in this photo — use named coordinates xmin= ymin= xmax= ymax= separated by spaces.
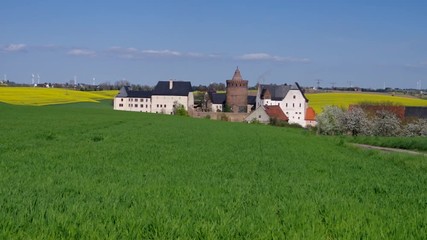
xmin=265 ymin=105 xmax=288 ymax=121
xmin=305 ymin=107 xmax=316 ymax=121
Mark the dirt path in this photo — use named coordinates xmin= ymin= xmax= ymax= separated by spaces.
xmin=350 ymin=143 xmax=427 ymax=156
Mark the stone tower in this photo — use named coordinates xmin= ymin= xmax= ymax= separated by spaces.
xmin=226 ymin=67 xmax=248 ymax=113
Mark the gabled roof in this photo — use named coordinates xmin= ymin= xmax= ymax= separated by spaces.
xmin=259 ymin=82 xmax=308 ymax=102
xmin=305 ymin=107 xmax=316 ymax=121
xmin=404 ymin=107 xmax=427 ymax=119
xmin=247 ymin=96 xmax=256 ymax=105
xmin=259 ymin=84 xmax=292 ymax=101
xmin=264 ymin=105 xmax=288 ymax=121
xmin=295 ymin=82 xmax=309 ymax=103
xmin=152 ymin=81 xmax=192 ymax=96
xmin=116 ymin=86 xmax=152 ymax=98
xmin=209 ymin=92 xmax=226 ymax=104
xmin=127 ymin=90 xmax=152 ymax=98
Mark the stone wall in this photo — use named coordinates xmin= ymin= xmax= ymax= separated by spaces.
xmin=190 ymin=111 xmax=249 ymax=122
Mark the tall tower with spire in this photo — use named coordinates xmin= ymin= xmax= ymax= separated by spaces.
xmin=226 ymin=67 xmax=248 ymax=113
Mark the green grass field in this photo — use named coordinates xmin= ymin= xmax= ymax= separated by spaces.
xmin=1 ymin=101 xmax=427 ymax=239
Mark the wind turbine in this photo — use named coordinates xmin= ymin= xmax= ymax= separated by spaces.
xmin=31 ymin=73 xmax=35 ymax=85
xmin=37 ymin=74 xmax=40 ymax=84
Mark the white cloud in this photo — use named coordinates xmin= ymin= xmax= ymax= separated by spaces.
xmin=67 ymin=48 xmax=96 ymax=57
xmin=107 ymin=46 xmax=143 ymax=59
xmin=142 ymin=49 xmax=182 ymax=56
xmin=405 ymin=61 xmax=427 ymax=68
xmin=108 ymin=46 xmax=139 ymax=53
xmin=3 ymin=43 xmax=27 ymax=52
xmin=237 ymin=53 xmax=310 ymax=63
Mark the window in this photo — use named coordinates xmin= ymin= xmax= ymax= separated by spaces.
xmin=121 ymin=98 xmax=123 ymax=102
xmin=164 ymin=105 xmax=167 ymax=108
xmin=293 ymin=103 xmax=295 ymax=107
xmin=135 ymin=98 xmax=138 ymax=102
xmin=299 ymin=103 xmax=301 ymax=107
xmin=293 ymin=95 xmax=296 ymax=99
xmin=146 ymin=104 xmax=148 ymax=108
xmin=119 ymin=104 xmax=123 ymax=107
xmin=286 ymin=103 xmax=288 ymax=107
xmin=157 ymin=104 xmax=159 ymax=107
xmin=141 ymin=104 xmax=143 ymax=108
xmin=258 ymin=115 xmax=261 ymax=118
xmin=298 ymin=117 xmax=300 ymax=119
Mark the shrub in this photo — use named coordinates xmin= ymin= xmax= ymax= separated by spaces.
xmin=402 ymin=119 xmax=427 ymax=136
xmin=372 ymin=110 xmax=401 ymax=137
xmin=316 ymin=106 xmax=346 ymax=135
xmin=220 ymin=113 xmax=229 ymax=121
xmin=173 ymin=102 xmax=188 ymax=116
xmin=344 ymin=106 xmax=372 ymax=136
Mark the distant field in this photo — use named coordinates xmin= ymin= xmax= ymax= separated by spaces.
xmin=0 ymin=87 xmax=118 ymax=106
xmin=0 ymin=101 xmax=426 ymax=239
xmin=306 ymin=92 xmax=427 ymax=113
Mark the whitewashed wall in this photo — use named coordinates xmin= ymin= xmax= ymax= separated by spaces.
xmin=114 ymin=97 xmax=151 ymax=112
xmin=282 ymin=90 xmax=307 ymax=127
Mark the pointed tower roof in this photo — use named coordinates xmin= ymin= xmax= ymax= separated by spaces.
xmin=231 ymin=67 xmax=243 ymax=81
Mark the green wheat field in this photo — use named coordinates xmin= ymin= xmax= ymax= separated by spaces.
xmin=1 ymin=100 xmax=426 ymax=239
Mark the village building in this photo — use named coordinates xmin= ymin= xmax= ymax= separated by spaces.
xmin=114 ymin=80 xmax=193 ymax=114
xmin=226 ymin=67 xmax=249 ymax=113
xmin=256 ymin=82 xmax=313 ymax=127
xmin=304 ymin=107 xmax=317 ymax=127
xmin=245 ymin=105 xmax=289 ymax=124
xmin=206 ymin=67 xmax=255 ymax=113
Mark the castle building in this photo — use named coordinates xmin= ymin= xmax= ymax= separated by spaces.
xmin=114 ymin=80 xmax=193 ymax=114
xmin=226 ymin=67 xmax=249 ymax=113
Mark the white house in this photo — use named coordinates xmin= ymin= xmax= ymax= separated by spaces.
xmin=245 ymin=105 xmax=289 ymax=124
xmin=114 ymin=80 xmax=193 ymax=114
xmin=256 ymin=82 xmax=314 ymax=127
xmin=114 ymin=86 xmax=152 ymax=112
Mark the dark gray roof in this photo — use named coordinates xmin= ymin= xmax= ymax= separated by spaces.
xmin=247 ymin=96 xmax=256 ymax=105
xmin=260 ymin=84 xmax=292 ymax=101
xmin=209 ymin=92 xmax=226 ymax=104
xmin=259 ymin=82 xmax=308 ymax=102
xmin=127 ymin=90 xmax=152 ymax=98
xmin=152 ymin=81 xmax=192 ymax=96
xmin=405 ymin=107 xmax=427 ymax=119
xmin=116 ymin=86 xmax=152 ymax=98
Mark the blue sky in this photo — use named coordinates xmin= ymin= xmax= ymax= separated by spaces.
xmin=1 ymin=0 xmax=426 ymax=89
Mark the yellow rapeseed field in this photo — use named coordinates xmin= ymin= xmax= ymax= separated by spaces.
xmin=306 ymin=92 xmax=427 ymax=113
xmin=0 ymin=87 xmax=118 ymax=106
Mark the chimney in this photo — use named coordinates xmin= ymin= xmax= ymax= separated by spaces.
xmin=169 ymin=80 xmax=173 ymax=89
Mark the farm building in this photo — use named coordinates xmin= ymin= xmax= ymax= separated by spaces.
xmin=206 ymin=68 xmax=256 ymax=113
xmin=245 ymin=105 xmax=288 ymax=124
xmin=206 ymin=67 xmax=316 ymax=127
xmin=114 ymin=80 xmax=194 ymax=114
xmin=255 ymin=82 xmax=312 ymax=127
xmin=207 ymin=92 xmax=256 ymax=112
